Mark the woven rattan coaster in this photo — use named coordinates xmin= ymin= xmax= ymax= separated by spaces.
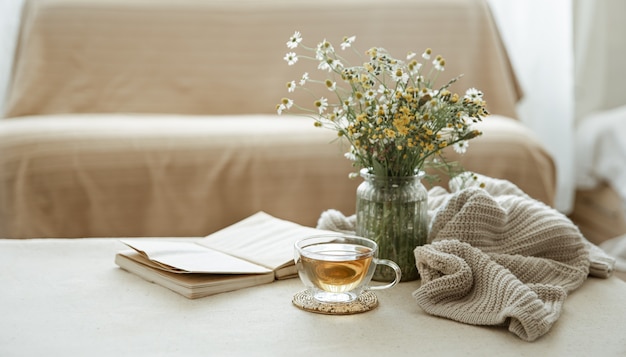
xmin=292 ymin=290 xmax=379 ymax=315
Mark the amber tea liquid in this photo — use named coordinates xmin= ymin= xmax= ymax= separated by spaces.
xmin=300 ymin=243 xmax=373 ymax=293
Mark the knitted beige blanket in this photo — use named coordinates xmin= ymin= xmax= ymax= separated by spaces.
xmin=317 ymin=173 xmax=615 ymax=342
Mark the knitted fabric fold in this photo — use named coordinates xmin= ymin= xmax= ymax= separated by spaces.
xmin=316 ymin=209 xmax=357 ymax=235
xmin=413 ymin=240 xmax=567 ymax=341
xmin=317 ymin=173 xmax=616 ymax=341
xmin=414 ymin=173 xmax=594 ymax=341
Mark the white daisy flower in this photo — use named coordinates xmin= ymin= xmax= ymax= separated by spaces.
xmin=315 ymin=97 xmax=328 ymax=114
xmin=453 ymin=140 xmax=468 ymax=154
xmin=286 ymin=31 xmax=302 ymax=49
xmin=315 ymin=39 xmax=334 ymax=60
xmin=332 ymin=106 xmax=343 ymax=117
xmin=287 ymin=80 xmax=296 ymax=93
xmin=464 ymin=88 xmax=483 ymax=100
xmin=391 ymin=68 xmax=409 ymax=83
xmin=343 ymin=96 xmax=355 ymax=110
xmin=299 ymin=72 xmax=309 ymax=85
xmin=276 ymin=98 xmax=294 ymax=115
xmin=364 ymin=88 xmax=377 ymax=100
xmin=330 ymin=58 xmax=343 ymax=70
xmin=422 ymin=48 xmax=432 ymax=60
xmin=344 ymin=151 xmax=357 ymax=161
xmin=318 ymin=61 xmax=330 ymax=72
xmin=433 ymin=58 xmax=445 ymax=71
xmin=340 ymin=36 xmax=356 ymax=50
xmin=406 ymin=51 xmax=417 ymax=60
xmin=284 ymin=52 xmax=298 ymax=66
xmin=408 ymin=62 xmax=422 ymax=75
xmin=318 ymin=58 xmax=342 ymax=72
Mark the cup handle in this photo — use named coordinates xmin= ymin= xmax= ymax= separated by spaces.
xmin=367 ymin=258 xmax=402 ymax=291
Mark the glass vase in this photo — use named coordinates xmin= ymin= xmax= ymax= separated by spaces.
xmin=355 ymin=168 xmax=428 ymax=282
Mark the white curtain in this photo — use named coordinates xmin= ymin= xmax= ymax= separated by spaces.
xmin=0 ymin=0 xmax=24 ymax=117
xmin=487 ymin=0 xmax=575 ymax=213
xmin=574 ymin=0 xmax=626 ymax=123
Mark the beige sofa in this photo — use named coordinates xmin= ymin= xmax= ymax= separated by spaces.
xmin=0 ymin=0 xmax=555 ymax=238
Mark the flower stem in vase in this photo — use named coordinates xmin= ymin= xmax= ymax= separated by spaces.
xmin=355 ymin=169 xmax=428 ymax=282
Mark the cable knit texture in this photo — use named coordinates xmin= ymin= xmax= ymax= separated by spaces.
xmin=317 ymin=173 xmax=615 ymax=342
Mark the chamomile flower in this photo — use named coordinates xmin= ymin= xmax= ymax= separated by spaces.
xmin=364 ymin=88 xmax=377 ymax=100
xmin=464 ymin=88 xmax=483 ymax=100
xmin=315 ymin=39 xmax=334 ymax=60
xmin=332 ymin=106 xmax=343 ymax=118
xmin=422 ymin=48 xmax=432 ymax=60
xmin=318 ymin=61 xmax=331 ymax=72
xmin=284 ymin=52 xmax=298 ymax=66
xmin=325 ymin=79 xmax=337 ymax=91
xmin=318 ymin=58 xmax=342 ymax=72
xmin=315 ymin=97 xmax=328 ymax=114
xmin=286 ymin=80 xmax=296 ymax=93
xmin=391 ymin=68 xmax=409 ymax=83
xmin=281 ymin=97 xmax=293 ymax=110
xmin=433 ymin=56 xmax=445 ymax=71
xmin=286 ymin=31 xmax=302 ymax=49
xmin=340 ymin=36 xmax=356 ymax=50
xmin=344 ymin=151 xmax=357 ymax=162
xmin=453 ymin=140 xmax=469 ymax=154
xmin=299 ymin=72 xmax=309 ymax=85
xmin=342 ymin=96 xmax=355 ymax=111
xmin=408 ymin=61 xmax=422 ymax=75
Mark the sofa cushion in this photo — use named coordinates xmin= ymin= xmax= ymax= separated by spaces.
xmin=0 ymin=114 xmax=554 ymax=238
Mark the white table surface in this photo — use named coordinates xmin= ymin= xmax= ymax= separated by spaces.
xmin=1 ymin=238 xmax=625 ymax=356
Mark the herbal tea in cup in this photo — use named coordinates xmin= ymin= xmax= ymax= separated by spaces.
xmin=294 ymin=234 xmax=401 ymax=304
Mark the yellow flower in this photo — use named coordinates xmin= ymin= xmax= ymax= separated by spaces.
xmin=384 ymin=128 xmax=396 ymax=139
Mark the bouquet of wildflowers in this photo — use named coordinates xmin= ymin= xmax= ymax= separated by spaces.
xmin=277 ymin=31 xmax=489 ymax=179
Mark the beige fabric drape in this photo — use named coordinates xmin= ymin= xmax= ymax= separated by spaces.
xmin=4 ymin=0 xmax=521 ymax=119
xmin=0 ymin=114 xmax=554 ymax=238
xmin=0 ymin=0 xmax=554 ymax=238
xmin=0 ymin=114 xmax=360 ymax=237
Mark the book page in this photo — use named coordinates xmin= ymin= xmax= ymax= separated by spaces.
xmin=120 ymin=239 xmax=272 ymax=274
xmin=196 ymin=211 xmax=331 ymax=270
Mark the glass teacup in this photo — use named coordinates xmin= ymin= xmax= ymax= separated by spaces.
xmin=294 ymin=234 xmax=402 ymax=304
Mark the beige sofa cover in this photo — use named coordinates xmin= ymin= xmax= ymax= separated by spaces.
xmin=0 ymin=0 xmax=555 ymax=238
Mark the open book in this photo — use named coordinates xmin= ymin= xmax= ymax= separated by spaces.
xmin=115 ymin=211 xmax=329 ymax=299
